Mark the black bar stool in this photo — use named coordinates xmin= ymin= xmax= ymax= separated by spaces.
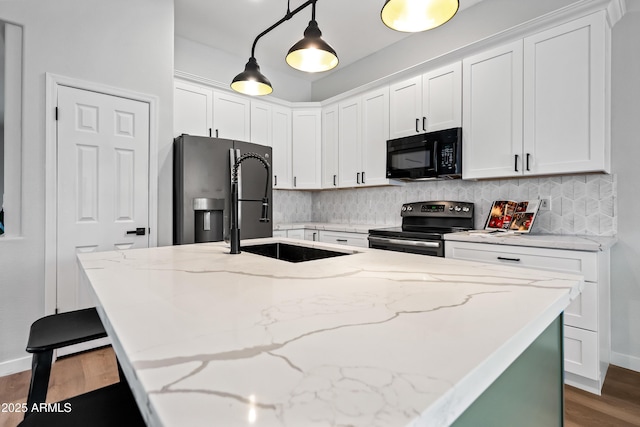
xmin=24 ymin=307 xmax=108 ymax=416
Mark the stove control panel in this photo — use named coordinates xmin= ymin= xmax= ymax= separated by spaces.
xmin=401 ymin=201 xmax=474 ymax=219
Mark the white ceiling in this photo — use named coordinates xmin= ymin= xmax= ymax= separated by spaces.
xmin=174 ymin=0 xmax=484 ymax=82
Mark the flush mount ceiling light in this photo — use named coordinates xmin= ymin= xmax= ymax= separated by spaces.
xmin=381 ymin=0 xmax=459 ymax=32
xmin=231 ymin=0 xmax=338 ymax=96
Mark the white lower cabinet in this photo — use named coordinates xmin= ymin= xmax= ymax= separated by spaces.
xmin=274 ymin=228 xmax=368 ymax=246
xmin=445 ymin=240 xmax=610 ymax=395
xmin=304 ymin=229 xmax=319 ymax=241
xmin=286 ymin=229 xmax=305 ymax=240
xmin=318 ymin=230 xmax=369 ymax=248
xmin=272 ymin=230 xmax=287 ymax=238
xmin=272 ymin=229 xmax=304 ymax=239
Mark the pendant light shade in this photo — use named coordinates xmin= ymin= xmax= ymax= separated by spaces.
xmin=286 ymin=20 xmax=339 ymax=73
xmin=381 ymin=0 xmax=459 ymax=32
xmin=231 ymin=57 xmax=273 ymax=96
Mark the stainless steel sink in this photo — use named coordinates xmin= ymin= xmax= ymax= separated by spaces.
xmin=241 ymin=242 xmax=353 ymax=263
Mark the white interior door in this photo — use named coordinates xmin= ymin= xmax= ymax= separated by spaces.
xmin=56 ymin=85 xmax=150 ymax=313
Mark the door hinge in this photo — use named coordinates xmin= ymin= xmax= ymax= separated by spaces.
xmin=55 ymin=107 xmax=59 ymax=121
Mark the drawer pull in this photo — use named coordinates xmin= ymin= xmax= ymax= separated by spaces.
xmin=336 ymin=239 xmax=348 ymax=243
xmin=497 ymin=256 xmax=521 ymax=262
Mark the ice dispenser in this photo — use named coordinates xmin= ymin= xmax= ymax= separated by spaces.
xmin=193 ymin=198 xmax=224 ymax=243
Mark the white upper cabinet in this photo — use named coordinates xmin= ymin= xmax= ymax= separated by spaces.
xmin=523 ymin=12 xmax=609 ymax=175
xmin=250 ymin=100 xmax=272 ymax=147
xmin=463 ymin=41 xmax=524 ymax=179
xmin=338 ymin=97 xmax=362 ymax=187
xmin=422 ymin=62 xmax=462 ymax=132
xmin=251 ymin=100 xmax=292 ymax=188
xmin=213 ymin=91 xmax=251 ymax=141
xmin=463 ymin=12 xmax=610 ymax=179
xmin=322 ymin=104 xmax=340 ymax=188
xmin=334 ymin=87 xmax=392 ymax=188
xmin=174 ymin=80 xmax=213 ymax=137
xmin=389 ymin=62 xmax=462 ymax=139
xmin=361 ymin=86 xmax=391 ymax=186
xmin=389 ymin=75 xmax=422 ymax=139
xmin=271 ymin=105 xmax=292 ymax=189
xmin=174 ymin=79 xmax=251 ymax=142
xmin=292 ymin=109 xmax=322 ymax=189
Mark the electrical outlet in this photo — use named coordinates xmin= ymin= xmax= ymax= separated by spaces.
xmin=540 ymin=198 xmax=551 ymax=211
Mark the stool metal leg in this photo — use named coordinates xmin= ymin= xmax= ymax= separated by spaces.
xmin=25 ymin=350 xmax=53 ymax=418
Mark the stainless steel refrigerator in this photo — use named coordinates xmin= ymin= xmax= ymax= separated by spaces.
xmin=173 ymin=135 xmax=272 ymax=245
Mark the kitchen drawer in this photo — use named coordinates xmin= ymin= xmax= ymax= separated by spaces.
xmin=445 ymin=241 xmax=597 ymax=282
xmin=318 ymin=230 xmax=369 ymax=248
xmin=565 ymin=281 xmax=598 ymax=331
xmin=564 ymin=325 xmax=599 ymax=380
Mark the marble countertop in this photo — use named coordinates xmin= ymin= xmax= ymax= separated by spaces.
xmin=78 ymin=238 xmax=583 ymax=427
xmin=274 ymin=222 xmax=388 ymax=233
xmin=444 ymin=231 xmax=617 ymax=252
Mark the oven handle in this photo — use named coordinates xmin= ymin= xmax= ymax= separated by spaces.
xmin=368 ymin=236 xmax=441 ymax=248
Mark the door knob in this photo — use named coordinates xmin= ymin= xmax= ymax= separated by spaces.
xmin=126 ymin=227 xmax=146 ymax=236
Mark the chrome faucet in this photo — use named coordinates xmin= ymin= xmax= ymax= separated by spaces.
xmin=230 ymin=152 xmax=270 ymax=254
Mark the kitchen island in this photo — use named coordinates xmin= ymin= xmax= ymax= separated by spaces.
xmin=78 ymin=238 xmax=583 ymax=427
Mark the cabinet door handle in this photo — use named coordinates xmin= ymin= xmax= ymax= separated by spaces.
xmin=526 ymin=153 xmax=531 ymax=171
xmin=497 ymin=256 xmax=521 ymax=262
xmin=415 ymin=118 xmax=420 ymax=133
xmin=209 ymin=128 xmax=212 ymax=137
xmin=274 ymin=175 xmax=278 ymax=187
xmin=423 ymin=117 xmax=426 ymax=131
xmin=356 ymin=172 xmax=361 ymax=184
xmin=362 ymin=171 xmax=365 ymax=184
xmin=514 ymin=154 xmax=519 ymax=172
xmin=313 ymin=232 xmax=317 ymax=241
xmin=294 ymin=176 xmax=297 ymax=187
xmin=333 ymin=174 xmax=337 ymax=186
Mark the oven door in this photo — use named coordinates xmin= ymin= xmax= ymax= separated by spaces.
xmin=386 ymin=135 xmax=437 ymax=180
xmin=368 ymin=235 xmax=443 ymax=257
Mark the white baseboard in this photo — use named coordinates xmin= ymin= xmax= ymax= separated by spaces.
xmin=0 ymin=355 xmax=31 ymax=377
xmin=611 ymin=351 xmax=640 ymax=373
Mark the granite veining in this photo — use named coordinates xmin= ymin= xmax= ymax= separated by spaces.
xmin=78 ymin=238 xmax=583 ymax=427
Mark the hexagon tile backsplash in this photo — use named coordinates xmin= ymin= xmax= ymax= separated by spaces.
xmin=273 ymin=174 xmax=617 ymax=236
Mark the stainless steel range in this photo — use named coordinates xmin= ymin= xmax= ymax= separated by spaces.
xmin=368 ymin=201 xmax=474 ymax=257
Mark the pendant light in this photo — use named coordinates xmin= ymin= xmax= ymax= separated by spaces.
xmin=231 ymin=0 xmax=338 ymax=96
xmin=285 ymin=1 xmax=338 ymax=73
xmin=381 ymin=0 xmax=459 ymax=32
xmin=231 ymin=57 xmax=273 ymax=96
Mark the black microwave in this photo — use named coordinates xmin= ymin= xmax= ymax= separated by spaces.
xmin=386 ymin=127 xmax=462 ymax=180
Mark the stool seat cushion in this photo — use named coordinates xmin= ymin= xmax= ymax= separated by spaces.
xmin=26 ymin=308 xmax=107 ymax=352
xmin=18 ymin=382 xmax=145 ymax=427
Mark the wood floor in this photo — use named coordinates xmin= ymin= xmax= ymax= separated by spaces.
xmin=1 ymin=347 xmax=639 ymax=427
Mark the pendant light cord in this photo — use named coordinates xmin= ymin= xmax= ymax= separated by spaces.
xmin=250 ymin=0 xmax=318 ymax=58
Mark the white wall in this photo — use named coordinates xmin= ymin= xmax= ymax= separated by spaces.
xmin=311 ymin=0 xmax=580 ymax=101
xmin=175 ymin=36 xmax=312 ymax=102
xmin=0 ymin=0 xmax=174 ymax=373
xmin=610 ymin=8 xmax=640 ymax=370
